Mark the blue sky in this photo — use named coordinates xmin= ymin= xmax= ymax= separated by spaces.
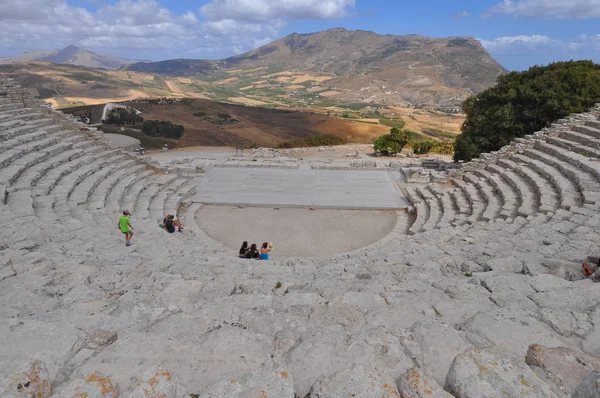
xmin=1 ymin=0 xmax=600 ymax=70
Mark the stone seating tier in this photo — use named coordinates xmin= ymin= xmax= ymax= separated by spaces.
xmin=1 ymin=79 xmax=599 ymax=397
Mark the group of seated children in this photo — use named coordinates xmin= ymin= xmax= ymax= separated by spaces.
xmin=239 ymin=241 xmax=272 ymax=260
xmin=162 ymin=214 xmax=183 ymax=233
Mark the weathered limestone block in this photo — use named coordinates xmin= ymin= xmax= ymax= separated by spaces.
xmin=529 ymin=281 xmax=600 ymax=313
xmin=86 ymin=329 xmax=118 ymax=350
xmin=0 ymin=360 xmax=52 ymax=397
xmin=198 ymin=368 xmax=294 ymax=397
xmin=444 ymin=348 xmax=556 ymax=398
xmin=464 ymin=308 xmax=567 ymax=356
xmin=129 ymin=366 xmax=187 ymax=398
xmin=572 ymin=372 xmax=600 ymax=398
xmin=408 ymin=320 xmax=471 ymax=386
xmin=398 ymin=367 xmax=452 ymax=398
xmin=539 ymin=309 xmax=593 ymax=338
xmin=55 ymin=372 xmax=120 ymax=398
xmin=310 ymin=365 xmax=400 ymax=398
xmin=525 ymin=344 xmax=600 ymax=397
xmin=582 ymin=307 xmax=600 ymax=357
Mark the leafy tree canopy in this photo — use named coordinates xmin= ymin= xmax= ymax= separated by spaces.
xmin=374 ymin=127 xmax=412 ymax=156
xmin=454 ymin=60 xmax=600 ymax=162
xmin=142 ymin=120 xmax=184 ymax=139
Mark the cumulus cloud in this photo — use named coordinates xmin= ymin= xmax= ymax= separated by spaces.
xmin=479 ymin=34 xmax=600 ymax=70
xmin=485 ymin=0 xmax=600 ymax=19
xmin=0 ymin=0 xmax=353 ymax=60
xmin=200 ymin=0 xmax=355 ymax=22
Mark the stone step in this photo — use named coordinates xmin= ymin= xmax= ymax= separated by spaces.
xmin=34 ymin=151 xmax=121 ymax=204
xmin=0 ymin=103 xmax=21 ymax=112
xmin=559 ymin=130 xmax=600 ymax=148
xmin=496 ymin=158 xmax=559 ymax=212
xmin=545 ymin=135 xmax=600 ymax=159
xmin=163 ymin=180 xmax=198 ymax=220
xmin=69 ymin=158 xmax=137 ymax=206
xmin=510 ymin=152 xmax=582 ymax=210
xmin=417 ymin=186 xmax=442 ymax=232
xmin=146 ymin=178 xmax=189 ymax=221
xmin=0 ymin=108 xmax=42 ymax=121
xmin=405 ymin=186 xmax=428 ymax=235
xmin=574 ymin=124 xmax=600 ymax=140
xmin=87 ymin=164 xmax=149 ymax=212
xmin=449 ymin=187 xmax=472 ymax=216
xmin=0 ymin=128 xmax=57 ymax=154
xmin=486 ymin=163 xmax=537 ymax=217
xmin=122 ymin=174 xmax=178 ymax=217
xmin=534 ymin=141 xmax=600 ymax=204
xmin=10 ymin=143 xmax=105 ymax=192
xmin=436 ymin=189 xmax=461 ymax=228
xmin=474 ymin=168 xmax=519 ymax=218
xmin=0 ymin=132 xmax=71 ymax=169
xmin=587 ymin=120 xmax=600 ymax=130
xmin=105 ymin=170 xmax=155 ymax=214
xmin=0 ymin=120 xmax=60 ymax=141
xmin=0 ymin=112 xmax=46 ymax=130
xmin=453 ymin=179 xmax=486 ymax=223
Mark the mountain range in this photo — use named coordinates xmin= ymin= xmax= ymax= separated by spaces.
xmin=0 ymin=45 xmax=138 ymax=70
xmin=0 ymin=28 xmax=507 ymax=106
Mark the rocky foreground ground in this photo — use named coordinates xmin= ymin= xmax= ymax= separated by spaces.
xmin=0 ymin=78 xmax=599 ymax=397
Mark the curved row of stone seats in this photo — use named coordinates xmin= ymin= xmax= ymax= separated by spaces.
xmin=452 ymin=179 xmax=485 ymax=223
xmin=532 ymin=141 xmax=600 ymax=205
xmin=473 ymin=167 xmax=519 ymax=219
xmin=463 ymin=172 xmax=503 ymax=221
xmin=510 ymin=151 xmax=582 ymax=210
xmin=405 ymin=186 xmax=428 ymax=234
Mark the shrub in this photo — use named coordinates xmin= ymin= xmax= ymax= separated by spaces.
xmin=455 ymin=60 xmax=600 ymax=161
xmin=412 ymin=141 xmax=436 ymax=154
xmin=373 ymin=127 xmax=411 ymax=156
xmin=192 ymin=111 xmax=206 ymax=117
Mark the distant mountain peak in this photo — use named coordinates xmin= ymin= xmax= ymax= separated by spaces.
xmin=1 ymin=45 xmax=138 ymax=70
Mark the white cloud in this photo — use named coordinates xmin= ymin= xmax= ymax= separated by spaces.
xmin=485 ymin=0 xmax=600 ymax=19
xmin=200 ymin=0 xmax=355 ymax=22
xmin=453 ymin=10 xmax=470 ymax=19
xmin=478 ymin=35 xmax=557 ymax=55
xmin=0 ymin=0 xmax=353 ymax=60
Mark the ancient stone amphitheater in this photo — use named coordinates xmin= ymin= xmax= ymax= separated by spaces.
xmin=1 ymin=77 xmax=599 ymax=397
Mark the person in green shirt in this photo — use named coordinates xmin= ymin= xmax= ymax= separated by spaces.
xmin=118 ymin=210 xmax=134 ymax=246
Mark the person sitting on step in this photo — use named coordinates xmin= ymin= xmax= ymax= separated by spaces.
xmin=246 ymin=243 xmax=260 ymax=259
xmin=259 ymin=242 xmax=272 ymax=260
xmin=583 ymin=256 xmax=599 ymax=277
xmin=163 ymin=215 xmax=183 ymax=233
xmin=239 ymin=241 xmax=249 ymax=258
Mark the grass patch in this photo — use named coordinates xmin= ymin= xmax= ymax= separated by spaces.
xmin=380 ymin=118 xmax=406 ymax=129
xmin=353 ymin=120 xmax=379 ymax=125
xmin=275 ymin=282 xmax=282 ymax=289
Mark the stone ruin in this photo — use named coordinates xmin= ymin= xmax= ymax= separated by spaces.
xmin=0 ymin=77 xmax=599 ymax=397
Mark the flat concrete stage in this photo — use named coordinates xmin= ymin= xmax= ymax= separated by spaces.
xmin=193 ymin=167 xmax=409 ymax=209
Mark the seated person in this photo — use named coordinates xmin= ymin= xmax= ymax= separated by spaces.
xmin=259 ymin=242 xmax=271 ymax=260
xmin=246 ymin=243 xmax=260 ymax=259
xmin=239 ymin=241 xmax=249 ymax=258
xmin=163 ymin=215 xmax=183 ymax=233
xmin=583 ymin=256 xmax=599 ymax=277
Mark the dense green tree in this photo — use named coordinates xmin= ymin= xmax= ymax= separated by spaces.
xmin=142 ymin=120 xmax=184 ymax=139
xmin=454 ymin=60 xmax=600 ymax=161
xmin=103 ymin=108 xmax=143 ymax=125
xmin=374 ymin=127 xmax=412 ymax=156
